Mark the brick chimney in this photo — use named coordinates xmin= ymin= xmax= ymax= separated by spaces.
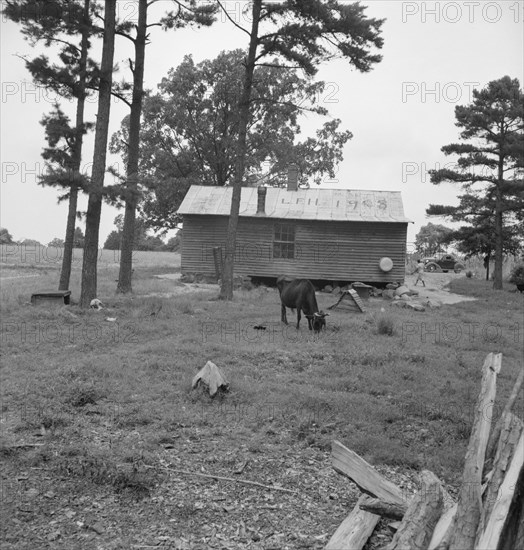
xmin=256 ymin=186 xmax=267 ymax=215
xmin=287 ymin=163 xmax=298 ymax=191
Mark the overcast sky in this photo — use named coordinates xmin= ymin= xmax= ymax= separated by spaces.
xmin=1 ymin=1 xmax=523 ymax=248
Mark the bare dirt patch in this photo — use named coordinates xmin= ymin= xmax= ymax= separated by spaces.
xmin=405 ymin=272 xmax=477 ymax=305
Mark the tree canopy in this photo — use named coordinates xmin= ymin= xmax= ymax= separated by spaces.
xmin=414 ymin=223 xmax=453 ymax=256
xmin=0 ymin=228 xmax=14 ymax=244
xmin=103 ymin=215 xmax=165 ymax=251
xmin=111 ymin=49 xmax=353 ymax=230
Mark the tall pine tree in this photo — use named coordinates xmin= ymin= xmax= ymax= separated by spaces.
xmin=3 ymin=0 xmax=99 ymax=290
xmin=80 ymin=0 xmax=116 ymax=307
xmin=114 ymin=0 xmax=216 ymax=294
xmin=217 ymin=0 xmax=384 ymax=299
xmin=429 ymin=76 xmax=524 ymax=290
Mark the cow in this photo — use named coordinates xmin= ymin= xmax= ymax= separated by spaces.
xmin=276 ymin=276 xmax=328 ymax=332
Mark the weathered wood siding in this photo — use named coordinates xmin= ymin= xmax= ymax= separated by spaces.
xmin=181 ymin=215 xmax=408 ymax=283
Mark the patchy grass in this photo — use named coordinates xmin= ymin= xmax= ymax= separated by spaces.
xmin=1 ymin=255 xmax=523 ymax=548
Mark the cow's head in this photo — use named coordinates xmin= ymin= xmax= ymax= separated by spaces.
xmin=306 ymin=311 xmax=329 ymax=332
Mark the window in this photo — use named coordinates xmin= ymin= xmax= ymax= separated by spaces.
xmin=273 ymin=224 xmax=295 ymax=259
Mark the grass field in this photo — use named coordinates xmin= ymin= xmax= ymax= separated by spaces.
xmin=1 ymin=250 xmax=523 ymax=549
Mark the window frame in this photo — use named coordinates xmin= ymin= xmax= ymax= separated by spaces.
xmin=273 ymin=223 xmax=296 ymax=259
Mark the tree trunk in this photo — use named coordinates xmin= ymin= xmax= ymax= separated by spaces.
xmin=59 ymin=185 xmax=79 ymax=290
xmin=485 ymin=253 xmax=490 ymax=281
xmin=117 ymin=0 xmax=147 ymax=294
xmin=80 ymin=0 xmax=116 ymax=307
xmin=59 ymin=0 xmax=90 ymax=291
xmin=493 ymin=164 xmax=504 ymax=290
xmin=219 ymin=0 xmax=261 ymax=300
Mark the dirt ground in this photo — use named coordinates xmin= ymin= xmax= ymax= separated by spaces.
xmin=153 ymin=272 xmax=477 ymax=306
xmin=404 ymin=272 xmax=477 ymax=305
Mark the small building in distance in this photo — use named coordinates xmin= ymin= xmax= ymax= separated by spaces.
xmin=177 ymin=172 xmax=411 ymax=286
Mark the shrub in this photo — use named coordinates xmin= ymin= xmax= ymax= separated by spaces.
xmin=466 ymin=270 xmax=473 ymax=278
xmin=509 ymin=263 xmax=524 ymax=285
xmin=376 ymin=314 xmax=395 ymax=336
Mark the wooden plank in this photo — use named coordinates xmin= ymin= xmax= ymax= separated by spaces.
xmin=331 ymin=440 xmax=406 ymax=506
xmin=428 ymin=503 xmax=457 ymax=550
xmin=384 ymin=470 xmax=444 ymax=550
xmin=325 ymin=495 xmax=380 ymax=550
xmin=486 ymin=368 xmax=524 ymax=464
xmin=447 ymin=352 xmax=502 ymax=550
xmin=479 ymin=412 xmax=523 ymax=535
xmin=476 ymin=431 xmax=524 ymax=549
xmin=181 ymin=215 xmax=408 ymax=283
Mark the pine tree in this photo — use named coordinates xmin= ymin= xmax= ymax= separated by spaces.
xmin=115 ymin=0 xmax=215 ymax=293
xmin=3 ymin=0 xmax=99 ymax=290
xmin=80 ymin=0 xmax=116 ymax=307
xmin=429 ymin=76 xmax=524 ymax=290
xmin=216 ymin=0 xmax=384 ymax=299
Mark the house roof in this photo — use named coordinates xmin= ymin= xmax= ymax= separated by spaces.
xmin=178 ymin=185 xmax=412 ymax=223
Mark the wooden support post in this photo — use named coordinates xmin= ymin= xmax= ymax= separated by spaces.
xmin=212 ymin=246 xmax=223 ymax=280
xmin=447 ymin=353 xmax=502 ymax=550
xmin=382 ymin=470 xmax=444 ymax=550
xmin=325 ymin=495 xmax=380 ymax=550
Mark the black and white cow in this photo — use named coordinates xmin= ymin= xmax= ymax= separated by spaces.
xmin=276 ymin=276 xmax=328 ymax=332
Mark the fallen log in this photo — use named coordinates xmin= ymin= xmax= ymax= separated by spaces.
xmin=325 ymin=495 xmax=380 ymax=550
xmin=359 ymin=495 xmax=407 ymax=520
xmin=476 ymin=430 xmax=524 ymax=549
xmin=479 ymin=412 xmax=524 ymax=536
xmin=332 ymin=440 xmax=406 ymax=506
xmin=447 ymin=352 xmax=502 ymax=550
xmin=381 ymin=470 xmax=444 ymax=550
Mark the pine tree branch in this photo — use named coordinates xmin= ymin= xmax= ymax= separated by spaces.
xmin=215 ymin=0 xmax=251 ymax=36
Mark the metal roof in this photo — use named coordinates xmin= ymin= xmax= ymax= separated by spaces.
xmin=178 ymin=185 xmax=412 ymax=223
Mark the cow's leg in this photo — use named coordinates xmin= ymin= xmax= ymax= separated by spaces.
xmin=281 ymin=303 xmax=288 ymax=324
xmin=296 ymin=308 xmax=301 ymax=329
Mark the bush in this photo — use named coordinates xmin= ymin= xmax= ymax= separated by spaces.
xmin=376 ymin=314 xmax=395 ymax=336
xmin=509 ymin=263 xmax=524 ymax=285
xmin=466 ymin=270 xmax=473 ymax=278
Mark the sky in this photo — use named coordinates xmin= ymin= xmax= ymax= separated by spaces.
xmin=1 ymin=0 xmax=523 ymax=249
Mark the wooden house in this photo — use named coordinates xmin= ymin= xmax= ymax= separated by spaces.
xmin=177 ymin=176 xmax=411 ymax=285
